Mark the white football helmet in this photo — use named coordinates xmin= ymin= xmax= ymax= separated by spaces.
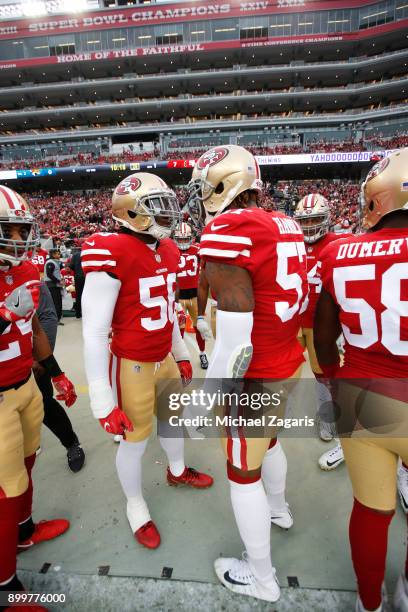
xmin=294 ymin=194 xmax=330 ymax=243
xmin=187 ymin=145 xmax=262 ymax=230
xmin=0 ymin=185 xmax=40 ymax=265
xmin=112 ymin=172 xmax=181 ymax=240
xmin=174 ymin=222 xmax=193 ymax=251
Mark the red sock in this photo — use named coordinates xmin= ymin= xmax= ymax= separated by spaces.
xmin=0 ymin=492 xmax=22 ymax=583
xmin=19 ymin=454 xmax=35 ymax=524
xmin=349 ymin=498 xmax=394 ymax=610
xmin=194 ymin=327 xmax=205 ymax=352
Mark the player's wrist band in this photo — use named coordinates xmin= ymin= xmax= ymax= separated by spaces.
xmin=39 ymin=354 xmax=63 ymax=378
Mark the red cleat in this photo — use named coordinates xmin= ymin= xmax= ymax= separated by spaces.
xmin=18 ymin=519 xmax=70 ymax=552
xmin=135 ymin=520 xmax=161 ymax=549
xmin=167 ymin=466 xmax=213 ymax=489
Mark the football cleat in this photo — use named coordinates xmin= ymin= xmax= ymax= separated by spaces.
xmin=397 ymin=465 xmax=408 ymax=514
xmin=67 ymin=442 xmax=85 ymax=473
xmin=199 ymin=353 xmax=209 ymax=370
xmin=134 ymin=520 xmax=161 ymax=549
xmin=318 ymin=443 xmax=344 ymax=471
xmin=167 ymin=466 xmax=213 ymax=488
xmin=214 ymin=553 xmax=280 ymax=603
xmin=394 ymin=574 xmax=408 ymax=612
xmin=18 ymin=519 xmax=70 ymax=552
xmin=270 ymin=503 xmax=293 ymax=530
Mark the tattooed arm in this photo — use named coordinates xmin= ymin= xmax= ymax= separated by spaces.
xmin=204 ymin=262 xmax=254 ymax=312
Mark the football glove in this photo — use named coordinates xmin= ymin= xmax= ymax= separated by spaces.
xmin=0 ymin=280 xmax=40 ymax=322
xmin=51 ymin=373 xmax=77 ymax=408
xmin=99 ymin=407 xmax=134 ymax=436
xmin=196 ymin=316 xmax=212 ymax=340
xmin=177 ymin=360 xmax=193 ymax=387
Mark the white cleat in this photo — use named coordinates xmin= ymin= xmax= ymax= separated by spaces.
xmin=270 ymin=503 xmax=293 ymax=529
xmin=319 ymin=442 xmax=344 ymax=471
xmin=394 ymin=574 xmax=408 ymax=612
xmin=214 ymin=554 xmax=280 ymax=603
xmin=398 ymin=466 xmax=408 ymax=514
xmin=113 ymin=435 xmax=123 ymax=443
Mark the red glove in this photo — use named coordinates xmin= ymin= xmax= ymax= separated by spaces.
xmin=0 ymin=280 xmax=40 ymax=322
xmin=52 ymin=373 xmax=77 ymax=408
xmin=177 ymin=360 xmax=193 ymax=387
xmin=99 ymin=407 xmax=134 ymax=436
xmin=177 ymin=308 xmax=187 ymax=330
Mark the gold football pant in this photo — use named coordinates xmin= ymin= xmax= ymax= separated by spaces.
xmin=0 ymin=375 xmax=44 ymax=498
xmin=220 ymin=365 xmax=301 ymax=471
xmin=180 ymin=297 xmax=198 ymax=327
xmin=297 ymin=327 xmax=322 ymax=374
xmin=336 ymin=381 xmax=408 ymax=511
xmin=110 ymin=352 xmax=182 ymax=442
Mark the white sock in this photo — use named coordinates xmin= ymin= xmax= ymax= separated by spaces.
xmin=261 ymin=441 xmax=288 ymax=513
xmin=159 ymin=436 xmax=185 ymax=477
xmin=316 ymin=379 xmax=332 ymax=415
xmin=229 ymin=478 xmax=274 ymax=584
xmin=116 ymin=438 xmax=150 ymax=532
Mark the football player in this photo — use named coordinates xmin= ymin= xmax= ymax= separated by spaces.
xmin=0 ymin=186 xmax=75 ymax=610
xmin=174 ymin=221 xmax=209 ymax=369
xmin=81 ymin=173 xmax=213 ymax=550
xmin=29 ymin=246 xmax=48 ymax=278
xmin=187 ymin=146 xmax=308 ymax=603
xmin=294 ymin=194 xmax=345 ymax=468
xmin=314 ymin=148 xmax=408 ymax=612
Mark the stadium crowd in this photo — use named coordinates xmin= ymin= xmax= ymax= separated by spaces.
xmin=27 ymin=179 xmax=359 ymax=245
xmin=1 ymin=133 xmax=406 ymax=170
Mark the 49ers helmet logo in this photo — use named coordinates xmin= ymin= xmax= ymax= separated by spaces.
xmin=196 ymin=147 xmax=229 ymax=170
xmin=366 ymin=156 xmax=389 ymax=182
xmin=116 ymin=176 xmax=142 ymax=195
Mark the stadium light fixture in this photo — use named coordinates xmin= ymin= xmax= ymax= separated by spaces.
xmin=21 ymin=1 xmax=46 ymax=16
xmin=396 ymin=4 xmax=408 ymax=9
xmin=87 ymin=40 xmax=100 ymax=44
xmin=361 ymin=11 xmax=387 ymax=18
xmin=191 ymin=31 xmax=205 ymax=35
xmin=298 ymin=22 xmax=313 ymax=26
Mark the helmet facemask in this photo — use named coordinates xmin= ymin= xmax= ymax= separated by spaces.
xmin=297 ymin=214 xmax=329 ymax=243
xmin=174 ymin=223 xmax=193 ymax=250
xmin=114 ymin=190 xmax=181 ymax=240
xmin=0 ymin=219 xmax=40 ymax=265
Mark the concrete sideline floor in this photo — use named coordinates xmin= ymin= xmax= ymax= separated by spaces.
xmin=17 ymin=317 xmax=407 ymax=611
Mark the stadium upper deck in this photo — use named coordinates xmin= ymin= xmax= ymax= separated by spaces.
xmin=0 ymin=0 xmax=407 ymax=156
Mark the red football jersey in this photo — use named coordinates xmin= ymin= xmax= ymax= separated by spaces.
xmin=200 ymin=207 xmax=308 ymax=378
xmin=320 ymin=228 xmax=408 ymax=378
xmin=81 ymin=232 xmax=180 ymax=362
xmin=177 ymin=243 xmax=200 ymax=290
xmin=0 ymin=261 xmax=39 ymax=386
xmin=301 ymin=232 xmax=344 ymax=328
xmin=29 ymin=248 xmax=48 ymax=275
xmin=61 ymin=269 xmax=76 ymax=298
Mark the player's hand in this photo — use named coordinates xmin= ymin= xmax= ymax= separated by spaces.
xmin=177 ymin=360 xmax=193 ymax=386
xmin=52 ymin=373 xmax=77 ymax=408
xmin=0 ymin=280 xmax=40 ymax=322
xmin=196 ymin=316 xmax=212 ymax=340
xmin=99 ymin=407 xmax=134 ymax=436
xmin=177 ymin=308 xmax=187 ymax=330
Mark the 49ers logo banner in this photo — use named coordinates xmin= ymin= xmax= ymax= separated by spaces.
xmin=116 ymin=175 xmax=141 ymax=195
xmin=196 ymin=147 xmax=229 ymax=170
